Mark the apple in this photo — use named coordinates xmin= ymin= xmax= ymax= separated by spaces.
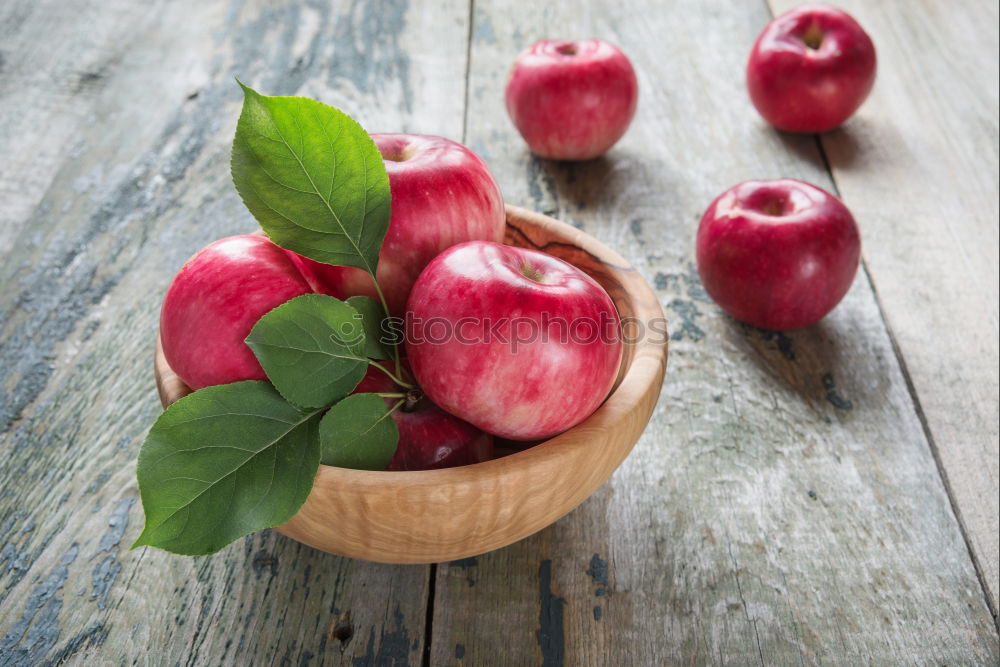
xmin=746 ymin=4 xmax=876 ymax=133
xmin=289 ymin=133 xmax=506 ymax=316
xmin=160 ymin=235 xmax=313 ymax=389
xmin=353 ymin=366 xmax=493 ymax=471
xmin=405 ymin=241 xmax=623 ymax=440
xmin=504 ymin=39 xmax=638 ymax=161
xmin=695 ymin=179 xmax=861 ymax=330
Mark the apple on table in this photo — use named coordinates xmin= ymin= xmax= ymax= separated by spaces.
xmin=505 ymin=39 xmax=638 ymax=160
xmin=696 ymin=178 xmax=861 ymax=331
xmin=746 ymin=4 xmax=876 ymax=133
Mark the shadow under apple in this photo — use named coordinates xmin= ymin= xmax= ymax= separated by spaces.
xmin=721 ymin=315 xmax=858 ymax=418
xmin=770 ymin=116 xmax=880 ymax=174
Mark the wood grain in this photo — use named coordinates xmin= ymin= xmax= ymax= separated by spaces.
xmin=428 ymin=0 xmax=1000 ymax=664
xmin=0 ymin=0 xmax=470 ymax=663
xmin=768 ymin=0 xmax=1000 ymax=618
xmin=153 ymin=205 xmax=668 ymax=563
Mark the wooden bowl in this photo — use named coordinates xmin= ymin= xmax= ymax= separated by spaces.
xmin=154 ymin=205 xmax=667 ymax=563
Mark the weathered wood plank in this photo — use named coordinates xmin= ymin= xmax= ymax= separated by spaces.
xmin=0 ymin=0 xmax=469 ymax=663
xmin=430 ymin=0 xmax=999 ymax=663
xmin=768 ymin=0 xmax=1000 ymax=617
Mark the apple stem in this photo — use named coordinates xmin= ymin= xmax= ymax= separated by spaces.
xmin=368 ymin=360 xmax=415 ymax=390
xmin=376 ymin=392 xmax=407 ymax=399
xmin=802 ymin=23 xmax=824 ymax=50
xmin=402 ymin=388 xmax=423 ymax=413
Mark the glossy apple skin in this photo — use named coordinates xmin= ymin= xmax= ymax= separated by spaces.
xmin=505 ymin=39 xmax=638 ymax=160
xmin=696 ymin=179 xmax=861 ymax=330
xmin=161 ymin=235 xmax=313 ymax=389
xmin=405 ymin=241 xmax=623 ymax=440
xmin=353 ymin=366 xmax=493 ymax=471
xmin=290 ymin=134 xmax=506 ymax=316
xmin=747 ymin=4 xmax=876 ymax=133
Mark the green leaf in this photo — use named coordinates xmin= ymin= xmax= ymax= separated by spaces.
xmin=320 ymin=394 xmax=399 ymax=471
xmin=231 ymin=81 xmax=391 ymax=273
xmin=245 ymin=294 xmax=369 ymax=409
xmin=132 ymin=381 xmax=321 ymax=556
xmin=347 ymin=296 xmax=391 ymax=360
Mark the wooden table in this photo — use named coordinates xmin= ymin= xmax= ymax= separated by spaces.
xmin=1 ymin=0 xmax=997 ymax=664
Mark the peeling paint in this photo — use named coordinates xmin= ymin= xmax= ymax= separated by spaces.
xmin=536 ymin=560 xmax=565 ymax=667
xmin=0 ymin=543 xmax=79 ymax=665
xmin=668 ymin=299 xmax=705 ymax=342
xmin=351 ymin=605 xmax=412 ymax=666
xmin=585 ymin=554 xmax=609 ymax=588
xmin=252 ymin=550 xmax=279 ymax=579
xmin=822 ymin=373 xmax=853 ymax=410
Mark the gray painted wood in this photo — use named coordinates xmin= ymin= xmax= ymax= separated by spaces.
xmin=429 ymin=0 xmax=999 ymax=664
xmin=1 ymin=0 xmax=998 ymax=664
xmin=769 ymin=0 xmax=1000 ymax=616
xmin=0 ymin=0 xmax=470 ymax=663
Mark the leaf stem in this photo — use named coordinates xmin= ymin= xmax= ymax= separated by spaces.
xmin=368 ymin=273 xmax=404 ymax=379
xmin=376 ymin=392 xmax=406 ymax=399
xmin=368 ymin=360 xmax=414 ymax=390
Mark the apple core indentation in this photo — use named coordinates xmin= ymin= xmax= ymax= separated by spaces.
xmin=802 ymin=23 xmax=824 ymax=50
xmin=383 ymin=144 xmax=415 ymax=162
xmin=761 ymin=198 xmax=789 ymax=217
xmin=556 ymin=43 xmax=578 ymax=56
xmin=519 ymin=263 xmax=546 ymax=283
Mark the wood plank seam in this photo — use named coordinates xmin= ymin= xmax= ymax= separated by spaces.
xmin=754 ymin=0 xmax=1000 ymax=630
xmin=462 ymin=0 xmax=477 ymax=145
xmin=764 ymin=0 xmax=1000 ymax=627
xmin=422 ymin=563 xmax=438 ymax=667
xmin=808 ymin=102 xmax=1000 ymax=633
xmin=856 ymin=261 xmax=1000 ymax=630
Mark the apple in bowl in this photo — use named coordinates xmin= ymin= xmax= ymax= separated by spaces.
xmin=746 ymin=4 xmax=876 ymax=133
xmin=352 ymin=366 xmax=493 ymax=471
xmin=159 ymin=235 xmax=314 ymax=390
xmin=405 ymin=240 xmax=623 ymax=440
xmin=289 ymin=133 xmax=506 ymax=316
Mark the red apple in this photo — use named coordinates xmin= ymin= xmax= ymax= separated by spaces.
xmin=405 ymin=241 xmax=623 ymax=440
xmin=504 ymin=39 xmax=638 ymax=161
xmin=695 ymin=179 xmax=861 ymax=330
xmin=289 ymin=134 xmax=506 ymax=316
xmin=746 ymin=4 xmax=876 ymax=133
xmin=160 ymin=235 xmax=313 ymax=389
xmin=353 ymin=366 xmax=493 ymax=471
